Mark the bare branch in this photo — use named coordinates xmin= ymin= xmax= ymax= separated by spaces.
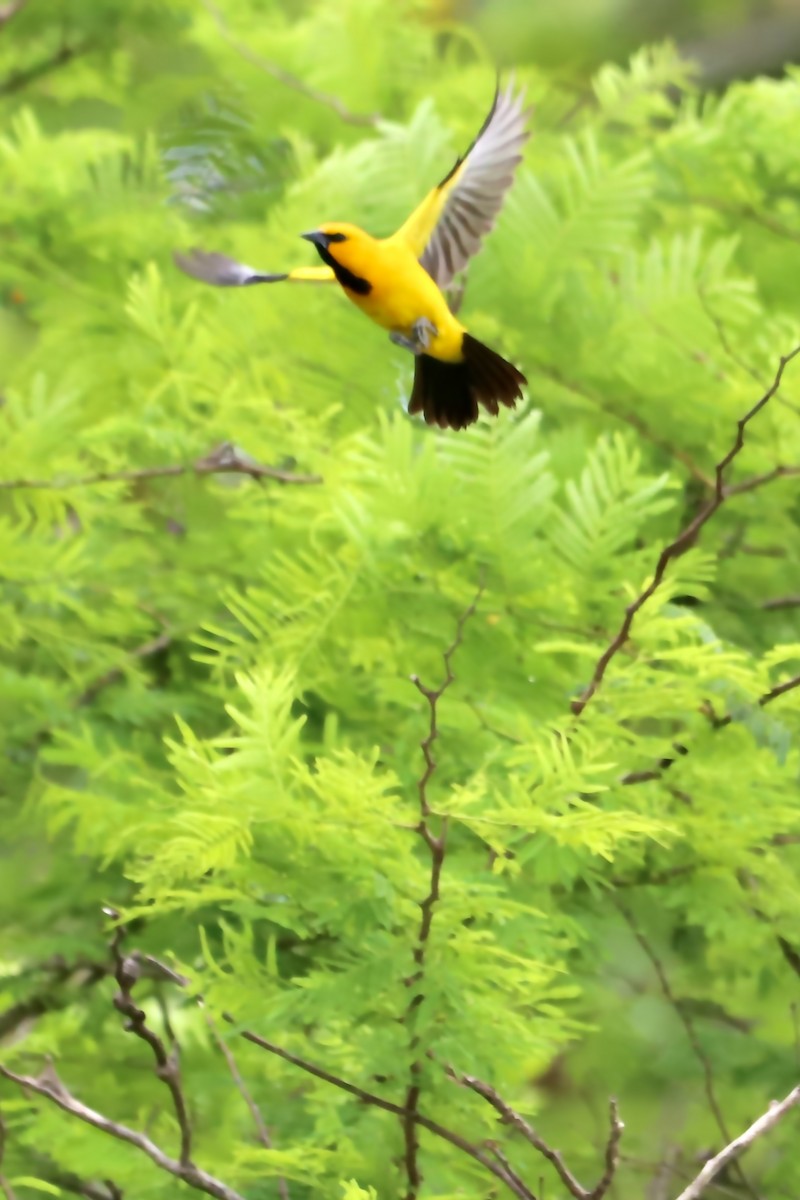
xmin=403 ymin=582 xmax=484 ymax=1200
xmin=204 ymin=1012 xmax=290 ymax=1200
xmin=0 ymin=1064 xmax=246 ymax=1200
xmin=614 ymin=903 xmax=758 ymax=1200
xmin=108 ymin=923 xmax=193 ymax=1167
xmin=571 ymin=342 xmax=800 ymax=717
xmin=227 ymin=1019 xmax=535 ymax=1200
xmin=200 ymin=0 xmax=380 ymax=128
xmin=0 ymin=442 xmax=322 ymax=492
xmin=672 ymin=1085 xmax=800 ymax=1200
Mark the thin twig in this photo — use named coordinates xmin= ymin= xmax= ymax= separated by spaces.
xmin=225 ymin=1018 xmax=535 ymax=1200
xmin=449 ymin=1069 xmax=588 ymax=1199
xmin=109 ymin=922 xmax=193 ymax=1167
xmin=200 ymin=0 xmax=380 ymax=127
xmin=449 ymin=1069 xmax=623 ymax=1200
xmin=571 ymin=342 xmax=800 ymax=717
xmin=723 ymin=464 xmax=800 ymax=496
xmin=0 ymin=442 xmax=322 ymax=492
xmin=591 ymin=1101 xmax=624 ymax=1200
xmin=619 ymin=672 xmax=800 ymax=786
xmin=614 ymin=902 xmax=758 ymax=1200
xmin=672 ymin=1085 xmax=800 ymax=1200
xmin=204 ymin=1012 xmax=290 ymax=1200
xmin=0 ymin=40 xmax=90 ymax=95
xmin=403 ymin=583 xmax=484 ymax=1200
xmin=0 ymin=1065 xmax=245 ymax=1200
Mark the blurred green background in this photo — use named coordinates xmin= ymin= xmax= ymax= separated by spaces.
xmin=453 ymin=0 xmax=800 ymax=83
xmin=2 ymin=2 xmax=800 ymax=1200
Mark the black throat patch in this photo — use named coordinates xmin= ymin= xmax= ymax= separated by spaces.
xmin=314 ymin=242 xmax=372 ymax=296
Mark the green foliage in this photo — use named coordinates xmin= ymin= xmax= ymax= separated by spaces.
xmin=1 ymin=5 xmax=799 ymax=1200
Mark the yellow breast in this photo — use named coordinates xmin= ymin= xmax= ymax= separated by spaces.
xmin=332 ymin=233 xmax=465 ymax=362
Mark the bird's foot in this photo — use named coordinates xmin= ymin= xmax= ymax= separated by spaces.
xmin=389 ymin=316 xmax=438 ymax=356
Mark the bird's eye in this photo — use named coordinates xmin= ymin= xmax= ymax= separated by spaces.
xmin=326 ymin=232 xmax=347 ymax=244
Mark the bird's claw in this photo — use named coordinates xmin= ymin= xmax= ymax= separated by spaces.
xmin=390 ymin=316 xmax=438 ymax=356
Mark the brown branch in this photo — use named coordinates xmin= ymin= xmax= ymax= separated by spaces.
xmin=450 ymin=1070 xmax=587 ymax=1198
xmin=0 ymin=442 xmax=322 ymax=492
xmin=448 ymin=1070 xmax=622 ymax=1200
xmin=723 ymin=464 xmax=800 ymax=497
xmin=403 ymin=583 xmax=484 ymax=1200
xmin=672 ymin=1085 xmax=800 ymax=1200
xmin=200 ymin=0 xmax=380 ymax=127
xmin=571 ymin=342 xmax=800 ymax=717
xmin=109 ymin=922 xmax=193 ymax=1168
xmin=613 ymin=903 xmax=758 ymax=1200
xmin=591 ymin=1101 xmax=624 ymax=1200
xmin=204 ymin=1012 xmax=290 ymax=1200
xmin=0 ymin=1064 xmax=246 ymax=1200
xmin=227 ymin=1018 xmax=535 ymax=1200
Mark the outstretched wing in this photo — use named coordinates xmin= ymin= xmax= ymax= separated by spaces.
xmin=392 ymin=79 xmax=531 ymax=289
xmin=174 ymin=248 xmax=335 ymax=287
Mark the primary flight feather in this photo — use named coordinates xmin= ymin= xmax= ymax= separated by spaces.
xmin=175 ymin=80 xmax=531 ymax=431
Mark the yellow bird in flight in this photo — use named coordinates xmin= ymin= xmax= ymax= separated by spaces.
xmin=176 ymin=81 xmax=531 ymax=431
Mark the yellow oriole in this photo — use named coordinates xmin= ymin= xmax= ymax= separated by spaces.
xmin=175 ymin=81 xmax=530 ymax=430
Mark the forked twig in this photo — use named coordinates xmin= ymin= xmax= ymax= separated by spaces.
xmin=571 ymin=343 xmax=800 ymax=717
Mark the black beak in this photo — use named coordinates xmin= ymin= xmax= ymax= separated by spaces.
xmin=301 ymin=230 xmax=328 ymax=248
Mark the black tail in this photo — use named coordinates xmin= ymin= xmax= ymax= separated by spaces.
xmin=408 ymin=333 xmax=526 ymax=431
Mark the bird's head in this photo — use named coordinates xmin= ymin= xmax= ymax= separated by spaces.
xmin=301 ymin=223 xmax=375 ymax=294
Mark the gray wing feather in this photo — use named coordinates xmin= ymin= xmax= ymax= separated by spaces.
xmin=421 ymin=80 xmax=532 ymax=288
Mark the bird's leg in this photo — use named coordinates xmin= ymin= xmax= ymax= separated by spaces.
xmin=389 ymin=316 xmax=438 ymax=356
